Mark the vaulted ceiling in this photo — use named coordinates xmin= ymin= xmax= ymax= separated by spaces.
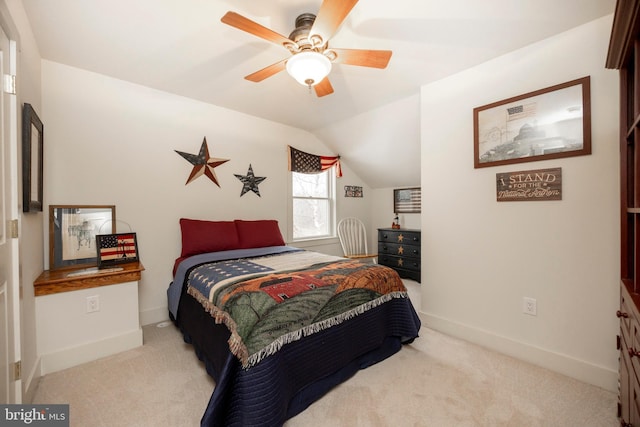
xmin=21 ymin=0 xmax=615 ymax=188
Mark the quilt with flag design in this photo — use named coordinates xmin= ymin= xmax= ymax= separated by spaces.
xmin=185 ymin=250 xmax=410 ymax=368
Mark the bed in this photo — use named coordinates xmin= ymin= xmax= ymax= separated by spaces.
xmin=168 ymin=218 xmax=421 ymax=426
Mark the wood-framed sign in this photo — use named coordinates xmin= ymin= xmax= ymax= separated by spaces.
xmin=474 ymin=76 xmax=591 ymax=168
xmin=496 ymin=167 xmax=562 ymax=202
xmin=394 ymin=187 xmax=421 ymax=213
xmin=344 ymin=185 xmax=363 ymax=197
xmin=96 ymin=232 xmax=139 ymax=268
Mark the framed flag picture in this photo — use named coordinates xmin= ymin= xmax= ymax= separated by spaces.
xmin=473 ymin=76 xmax=591 ymax=168
xmin=394 ymin=187 xmax=421 ymax=213
xmin=96 ymin=232 xmax=139 ymax=268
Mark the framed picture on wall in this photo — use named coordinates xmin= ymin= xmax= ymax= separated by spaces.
xmin=394 ymin=187 xmax=421 ymax=213
xmin=473 ymin=76 xmax=591 ymax=168
xmin=22 ymin=103 xmax=44 ymax=212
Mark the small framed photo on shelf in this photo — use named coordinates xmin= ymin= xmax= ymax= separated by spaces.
xmin=49 ymin=205 xmax=115 ymax=270
xmin=96 ymin=233 xmax=139 ymax=268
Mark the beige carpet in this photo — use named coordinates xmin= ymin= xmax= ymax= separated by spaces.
xmin=32 ymin=281 xmax=617 ymax=426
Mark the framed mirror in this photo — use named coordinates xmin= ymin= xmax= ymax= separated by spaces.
xmin=22 ymin=103 xmax=43 ymax=212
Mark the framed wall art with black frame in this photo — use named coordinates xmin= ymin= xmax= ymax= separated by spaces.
xmin=394 ymin=187 xmax=421 ymax=213
xmin=49 ymin=205 xmax=116 ymax=270
xmin=22 ymin=103 xmax=44 ymax=212
xmin=473 ymin=76 xmax=591 ymax=168
xmin=96 ymin=232 xmax=139 ymax=268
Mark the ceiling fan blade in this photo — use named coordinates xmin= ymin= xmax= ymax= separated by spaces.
xmin=244 ymin=59 xmax=288 ymax=82
xmin=221 ymin=11 xmax=294 ymax=48
xmin=310 ymin=0 xmax=359 ymax=43
xmin=314 ymin=77 xmax=334 ymax=97
xmin=330 ymin=48 xmax=392 ymax=69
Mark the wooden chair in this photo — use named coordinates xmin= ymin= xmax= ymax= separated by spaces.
xmin=337 ymin=217 xmax=377 ymax=263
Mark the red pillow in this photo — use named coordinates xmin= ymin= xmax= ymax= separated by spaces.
xmin=179 ymin=218 xmax=240 ymax=257
xmin=234 ymin=220 xmax=285 ymax=249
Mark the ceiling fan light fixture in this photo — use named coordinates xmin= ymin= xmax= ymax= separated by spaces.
xmin=286 ymin=51 xmax=332 ymax=87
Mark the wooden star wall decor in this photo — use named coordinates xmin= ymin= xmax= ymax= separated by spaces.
xmin=234 ymin=164 xmax=266 ymax=197
xmin=175 ymin=137 xmax=229 ymax=187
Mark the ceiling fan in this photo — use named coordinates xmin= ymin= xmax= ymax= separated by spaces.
xmin=221 ymin=0 xmax=392 ymax=97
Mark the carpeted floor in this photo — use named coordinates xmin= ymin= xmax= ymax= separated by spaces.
xmin=32 ymin=280 xmax=617 ymax=426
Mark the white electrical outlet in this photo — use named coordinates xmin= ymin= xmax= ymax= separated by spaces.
xmin=86 ymin=295 xmax=100 ymax=313
xmin=523 ymin=297 xmax=537 ymax=316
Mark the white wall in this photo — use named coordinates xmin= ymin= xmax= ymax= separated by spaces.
xmin=313 ymin=93 xmax=421 ymax=190
xmin=421 ymin=15 xmax=619 ymax=391
xmin=40 ymin=61 xmax=372 ymax=325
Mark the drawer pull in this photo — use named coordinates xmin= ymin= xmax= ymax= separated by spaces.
xmin=628 ymin=347 xmax=640 ymax=358
xmin=617 ymin=310 xmax=630 ymax=319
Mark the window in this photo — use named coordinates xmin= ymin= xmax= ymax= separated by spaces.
xmin=292 ymin=169 xmax=335 ymax=240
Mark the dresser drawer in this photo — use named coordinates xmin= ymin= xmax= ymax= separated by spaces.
xmin=621 ymin=286 xmax=634 ymax=342
xmin=378 ymin=229 xmax=421 ymax=246
xmin=378 ymin=242 xmax=420 ymax=258
xmin=633 ymin=321 xmax=640 ymax=383
xmin=378 ymin=254 xmax=421 ymax=273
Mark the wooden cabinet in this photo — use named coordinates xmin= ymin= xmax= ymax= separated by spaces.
xmin=607 ymin=1 xmax=640 ymax=424
xmin=377 ymin=228 xmax=421 ymax=282
xmin=619 ymin=283 xmax=640 ymax=426
xmin=33 ymin=262 xmax=144 ymax=374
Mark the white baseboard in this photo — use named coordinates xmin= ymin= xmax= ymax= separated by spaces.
xmin=420 ymin=312 xmax=618 ymax=393
xmin=139 ymin=306 xmax=169 ymax=326
xmin=40 ymin=328 xmax=143 ymax=375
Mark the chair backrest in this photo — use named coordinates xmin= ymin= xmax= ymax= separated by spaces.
xmin=337 ymin=217 xmax=370 ymax=257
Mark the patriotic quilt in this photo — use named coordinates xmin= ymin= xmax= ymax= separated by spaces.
xmin=183 ymin=249 xmax=411 ymax=368
xmin=170 ymin=246 xmax=421 ymax=426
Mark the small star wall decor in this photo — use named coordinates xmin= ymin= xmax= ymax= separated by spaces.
xmin=234 ymin=164 xmax=266 ymax=197
xmin=175 ymin=137 xmax=229 ymax=187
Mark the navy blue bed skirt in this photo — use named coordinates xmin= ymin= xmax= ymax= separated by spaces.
xmin=173 ymin=281 xmax=421 ymax=427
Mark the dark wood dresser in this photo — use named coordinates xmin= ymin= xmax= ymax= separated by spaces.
xmin=607 ymin=1 xmax=640 ymax=425
xmin=377 ymin=228 xmax=421 ymax=282
xmin=619 ymin=284 xmax=640 ymax=426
